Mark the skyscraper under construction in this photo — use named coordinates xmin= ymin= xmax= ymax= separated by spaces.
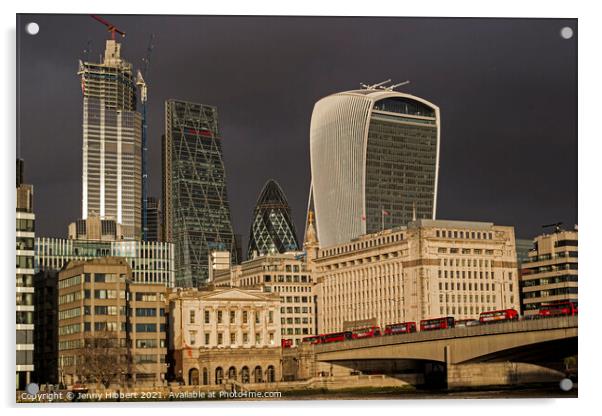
xmin=163 ymin=99 xmax=238 ymax=287
xmin=78 ymin=39 xmax=142 ymax=240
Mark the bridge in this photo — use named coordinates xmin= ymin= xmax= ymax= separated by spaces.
xmin=291 ymin=317 xmax=577 ymax=388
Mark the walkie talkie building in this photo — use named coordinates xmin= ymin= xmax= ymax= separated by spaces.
xmin=309 ymin=87 xmax=440 ymax=247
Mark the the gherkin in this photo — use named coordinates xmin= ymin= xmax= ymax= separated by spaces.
xmin=247 ymin=180 xmax=300 ymax=259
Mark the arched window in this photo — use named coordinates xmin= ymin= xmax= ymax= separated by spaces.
xmin=215 ymin=367 xmax=223 ymax=385
xmin=267 ymin=365 xmax=275 ymax=383
xmin=241 ymin=366 xmax=250 ymax=384
xmin=202 ymin=368 xmax=208 ymax=385
xmin=228 ymin=366 xmax=237 ymax=381
xmin=188 ymin=368 xmax=199 ymax=385
xmin=254 ymin=366 xmax=263 ymax=383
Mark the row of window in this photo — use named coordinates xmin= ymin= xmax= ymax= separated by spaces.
xmin=438 ymin=247 xmax=495 ymax=255
xmin=321 ymin=233 xmax=406 ymax=257
xmin=438 ymin=281 xmax=505 ymax=292
xmin=188 ymin=330 xmax=276 ymax=346
xmin=189 ymin=309 xmax=275 ymax=325
xmin=438 ymin=270 xmax=500 ymax=280
xmin=436 ymin=229 xmax=494 ymax=240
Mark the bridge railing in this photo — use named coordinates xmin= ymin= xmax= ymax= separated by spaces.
xmin=312 ymin=316 xmax=577 ymax=353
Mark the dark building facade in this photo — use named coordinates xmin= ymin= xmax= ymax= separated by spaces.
xmin=247 ymin=179 xmax=300 ymax=259
xmin=163 ymin=100 xmax=238 ymax=287
xmin=33 ymin=270 xmax=59 ymax=385
xmin=146 ymin=196 xmax=161 ymax=242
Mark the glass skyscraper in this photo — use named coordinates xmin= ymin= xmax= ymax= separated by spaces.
xmin=309 ymin=87 xmax=440 ymax=247
xmin=78 ymin=40 xmax=142 ymax=240
xmin=163 ymin=99 xmax=237 ymax=287
xmin=247 ymin=179 xmax=300 ymax=259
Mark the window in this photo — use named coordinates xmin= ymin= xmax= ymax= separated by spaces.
xmin=204 ymin=333 xmax=210 ymax=345
xmin=243 ymin=332 xmax=249 ymax=344
xmin=243 ymin=311 xmax=248 ymax=324
xmin=230 ymin=310 xmax=236 ymax=323
xmin=217 ymin=310 xmax=223 ymax=324
xmin=190 ymin=310 xmax=195 ymax=323
xmin=255 ymin=332 xmax=261 ymax=345
xmin=189 ymin=331 xmax=197 ymax=346
xmin=217 ymin=333 xmax=223 ymax=345
xmin=204 ymin=310 xmax=210 ymax=324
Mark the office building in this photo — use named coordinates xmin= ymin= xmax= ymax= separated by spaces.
xmin=58 ymin=258 xmax=167 ymax=387
xmin=520 ymin=226 xmax=578 ymax=316
xmin=35 ymin=237 xmax=174 ymax=287
xmin=309 ymin=84 xmax=440 ymax=247
xmin=68 ymin=213 xmax=125 ymax=241
xmin=214 ymin=253 xmax=316 ymax=347
xmin=163 ymin=99 xmax=238 ymax=287
xmin=247 ymin=179 xmax=300 ymax=259
xmin=78 ymin=39 xmax=142 ymax=240
xmin=16 ymin=160 xmax=35 ymax=389
xmin=314 ymin=219 xmax=520 ymax=334
xmin=168 ymin=287 xmax=281 ymax=385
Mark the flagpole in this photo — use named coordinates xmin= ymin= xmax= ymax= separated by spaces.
xmin=381 ymin=206 xmax=384 ymax=232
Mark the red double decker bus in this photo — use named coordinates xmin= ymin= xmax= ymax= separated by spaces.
xmin=321 ymin=331 xmax=353 ymax=343
xmin=351 ymin=326 xmax=382 ymax=340
xmin=420 ymin=316 xmax=455 ymax=331
xmin=301 ymin=335 xmax=321 ymax=345
xmin=479 ymin=308 xmax=519 ymax=324
xmin=384 ymin=322 xmax=417 ymax=335
xmin=281 ymin=339 xmax=293 ymax=348
xmin=539 ymin=301 xmax=578 ymax=317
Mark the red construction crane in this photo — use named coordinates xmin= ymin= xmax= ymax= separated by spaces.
xmin=90 ymin=15 xmax=126 ymax=40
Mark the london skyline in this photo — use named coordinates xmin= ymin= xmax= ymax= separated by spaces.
xmin=17 ymin=15 xmax=577 ymax=250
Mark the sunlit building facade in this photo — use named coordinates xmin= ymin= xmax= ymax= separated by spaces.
xmin=520 ymin=227 xmax=578 ymax=316
xmin=78 ymin=40 xmax=142 ymax=240
xmin=310 ymin=88 xmax=440 ymax=247
xmin=314 ymin=219 xmax=520 ymax=334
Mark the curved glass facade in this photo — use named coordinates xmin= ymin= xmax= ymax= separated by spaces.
xmin=310 ymin=90 xmax=440 ymax=247
xmin=247 ymin=180 xmax=300 ymax=258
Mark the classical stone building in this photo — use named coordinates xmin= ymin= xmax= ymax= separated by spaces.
xmin=520 ymin=226 xmax=578 ymax=316
xmin=167 ymin=287 xmax=282 ymax=385
xmin=58 ymin=258 xmax=167 ymax=387
xmin=314 ymin=219 xmax=521 ymax=333
xmin=214 ymin=254 xmax=317 ymax=346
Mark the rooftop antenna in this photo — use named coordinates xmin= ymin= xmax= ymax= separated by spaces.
xmin=381 ymin=80 xmax=411 ymax=91
xmin=360 ymin=79 xmax=392 ymax=90
xmin=542 ymin=222 xmax=563 ymax=233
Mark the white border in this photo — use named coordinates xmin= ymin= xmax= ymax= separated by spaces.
xmin=2 ymin=1 xmax=599 ymax=415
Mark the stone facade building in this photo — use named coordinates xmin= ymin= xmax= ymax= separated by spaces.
xmin=314 ymin=219 xmax=521 ymax=333
xmin=520 ymin=226 xmax=578 ymax=316
xmin=214 ymin=254 xmax=317 ymax=346
xmin=58 ymin=258 xmax=167 ymax=387
xmin=167 ymin=287 xmax=282 ymax=385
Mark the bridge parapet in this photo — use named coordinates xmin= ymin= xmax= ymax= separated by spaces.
xmin=313 ymin=316 xmax=577 ymax=354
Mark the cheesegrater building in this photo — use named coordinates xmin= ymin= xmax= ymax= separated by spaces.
xmin=309 ymin=84 xmax=440 ymax=247
xmin=78 ymin=40 xmax=142 ymax=240
xmin=163 ymin=99 xmax=238 ymax=287
xmin=247 ymin=179 xmax=300 ymax=259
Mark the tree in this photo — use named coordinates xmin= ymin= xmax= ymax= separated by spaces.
xmin=77 ymin=331 xmax=129 ymax=389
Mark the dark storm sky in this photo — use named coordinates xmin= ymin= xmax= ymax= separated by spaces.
xmin=16 ymin=14 xmax=577 ymax=249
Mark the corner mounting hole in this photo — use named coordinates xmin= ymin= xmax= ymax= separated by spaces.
xmin=25 ymin=22 xmax=40 ymax=36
